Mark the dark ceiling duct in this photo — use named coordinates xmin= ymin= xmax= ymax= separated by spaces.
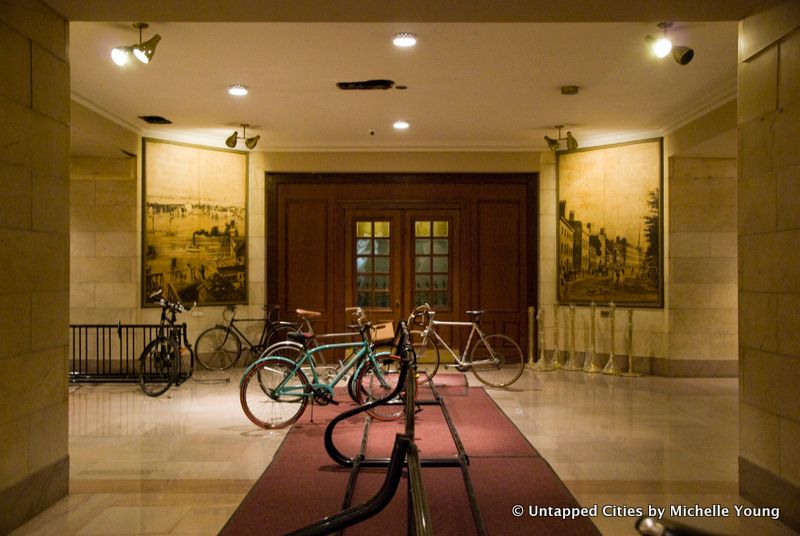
xmin=336 ymin=79 xmax=395 ymax=90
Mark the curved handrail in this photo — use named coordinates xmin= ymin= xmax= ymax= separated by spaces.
xmin=323 ymin=329 xmax=411 ymax=467
xmin=636 ymin=516 xmax=723 ymax=536
xmin=285 ymin=434 xmax=411 ymax=536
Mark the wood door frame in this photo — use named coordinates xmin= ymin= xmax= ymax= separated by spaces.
xmin=267 ymin=172 xmax=539 ymax=344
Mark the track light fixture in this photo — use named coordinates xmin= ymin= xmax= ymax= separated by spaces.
xmin=225 ymin=124 xmax=260 ymax=149
xmin=544 ymin=125 xmax=578 ymax=152
xmin=646 ymin=22 xmax=694 ymax=65
xmin=111 ymin=22 xmax=161 ymax=66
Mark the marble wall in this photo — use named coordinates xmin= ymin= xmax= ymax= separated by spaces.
xmin=0 ymin=1 xmax=70 ymax=532
xmin=737 ymin=1 xmax=800 ymax=531
xmin=69 ymin=157 xmax=138 ymax=324
xmin=667 ymin=156 xmax=738 ymax=376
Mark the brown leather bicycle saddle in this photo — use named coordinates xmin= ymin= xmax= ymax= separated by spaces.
xmin=296 ymin=308 xmax=322 ymax=318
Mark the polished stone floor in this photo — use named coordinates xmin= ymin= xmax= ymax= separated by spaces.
xmin=11 ymin=368 xmax=798 ymax=536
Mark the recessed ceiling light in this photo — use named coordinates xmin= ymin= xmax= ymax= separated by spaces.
xmin=393 ymin=32 xmax=416 ymax=48
xmin=228 ymin=84 xmax=248 ymax=96
xmin=393 ymin=120 xmax=410 ymax=130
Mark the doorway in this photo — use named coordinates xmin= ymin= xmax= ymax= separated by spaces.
xmin=344 ymin=208 xmax=460 ymax=326
xmin=267 ymin=173 xmax=538 ymax=353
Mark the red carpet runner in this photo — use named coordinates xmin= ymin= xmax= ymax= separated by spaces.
xmin=221 ymin=377 xmax=600 ymax=535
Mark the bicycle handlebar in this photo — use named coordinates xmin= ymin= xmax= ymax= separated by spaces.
xmin=408 ymin=303 xmax=433 ymax=326
xmin=148 ymin=289 xmax=193 ymax=315
xmin=344 ymin=306 xmax=367 ymax=326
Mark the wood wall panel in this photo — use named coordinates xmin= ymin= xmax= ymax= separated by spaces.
xmin=477 ymin=200 xmax=521 ymax=311
xmin=281 ymin=199 xmax=329 ymax=329
xmin=269 ymin=174 xmax=536 ymax=351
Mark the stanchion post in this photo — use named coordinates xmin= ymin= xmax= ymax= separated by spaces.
xmin=620 ymin=308 xmax=643 ymax=377
xmin=602 ymin=301 xmax=620 ymax=375
xmin=526 ymin=306 xmax=536 ymax=368
xmin=563 ymin=304 xmax=581 ymax=371
xmin=583 ymin=301 xmax=601 ymax=373
xmin=553 ymin=303 xmax=562 ymax=369
xmin=533 ymin=307 xmax=554 ymax=371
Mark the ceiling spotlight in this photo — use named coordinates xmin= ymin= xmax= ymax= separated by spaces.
xmin=646 ymin=22 xmax=694 ymax=65
xmin=393 ymin=120 xmax=410 ymax=130
xmin=228 ymin=84 xmax=249 ymax=96
xmin=111 ymin=22 xmax=161 ymax=66
xmin=393 ymin=32 xmax=417 ymax=47
xmin=544 ymin=125 xmax=578 ymax=152
xmin=225 ymin=124 xmax=260 ymax=149
xmin=111 ymin=45 xmax=133 ymax=66
xmin=672 ymin=45 xmax=694 ymax=65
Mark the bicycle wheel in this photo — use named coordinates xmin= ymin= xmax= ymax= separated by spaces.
xmin=410 ymin=330 xmax=440 ymax=382
xmin=194 ymin=326 xmax=242 ymax=370
xmin=355 ymin=355 xmax=404 ymax=421
xmin=470 ymin=334 xmax=524 ymax=388
xmin=138 ymin=336 xmax=180 ymax=397
xmin=257 ymin=342 xmax=306 ymax=394
xmin=264 ymin=324 xmax=300 ymax=348
xmin=348 ymin=348 xmax=390 ymax=403
xmin=240 ymin=358 xmax=309 ymax=429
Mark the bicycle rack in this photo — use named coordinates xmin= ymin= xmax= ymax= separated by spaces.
xmin=289 ymin=321 xmax=487 ymax=536
xmin=69 ymin=322 xmax=195 ymax=384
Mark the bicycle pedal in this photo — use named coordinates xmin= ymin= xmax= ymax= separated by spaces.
xmin=414 ymin=403 xmax=423 ymax=414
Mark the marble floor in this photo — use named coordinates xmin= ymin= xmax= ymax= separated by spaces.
xmin=10 ymin=368 xmax=798 ymax=536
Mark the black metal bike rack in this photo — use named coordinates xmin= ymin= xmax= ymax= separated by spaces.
xmin=69 ymin=322 xmax=194 ymax=384
xmin=290 ymin=321 xmax=487 ymax=536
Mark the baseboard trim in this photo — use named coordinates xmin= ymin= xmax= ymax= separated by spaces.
xmin=650 ymin=358 xmax=738 ymax=377
xmin=739 ymin=456 xmax=800 ymax=533
xmin=0 ymin=455 xmax=69 ymax=534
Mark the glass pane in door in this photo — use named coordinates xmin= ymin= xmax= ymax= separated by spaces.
xmin=413 ymin=219 xmax=450 ymax=308
xmin=354 ymin=220 xmax=391 ymax=310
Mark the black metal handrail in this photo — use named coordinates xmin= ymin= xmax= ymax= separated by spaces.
xmin=636 ymin=516 xmax=723 ymax=536
xmin=284 ymin=433 xmax=411 ymax=536
xmin=290 ymin=321 xmax=434 ymax=536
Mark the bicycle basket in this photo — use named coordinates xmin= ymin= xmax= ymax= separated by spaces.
xmin=371 ymin=321 xmax=395 ymax=343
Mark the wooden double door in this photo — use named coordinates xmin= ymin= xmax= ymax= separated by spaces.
xmin=268 ymin=174 xmax=537 ymax=354
xmin=343 ymin=207 xmax=461 ymax=328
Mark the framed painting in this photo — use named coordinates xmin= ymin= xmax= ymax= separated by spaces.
xmin=142 ymin=138 xmax=248 ymax=306
xmin=556 ymin=138 xmax=663 ymax=307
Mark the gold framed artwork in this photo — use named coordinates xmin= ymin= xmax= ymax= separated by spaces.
xmin=142 ymin=138 xmax=248 ymax=306
xmin=556 ymin=138 xmax=663 ymax=307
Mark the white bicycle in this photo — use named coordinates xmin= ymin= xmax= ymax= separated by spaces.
xmin=408 ymin=303 xmax=524 ymax=388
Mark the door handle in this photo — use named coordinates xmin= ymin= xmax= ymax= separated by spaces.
xmin=394 ymin=299 xmax=400 ymax=309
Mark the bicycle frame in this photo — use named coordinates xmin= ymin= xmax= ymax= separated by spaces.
xmin=251 ymin=337 xmax=392 ymax=399
xmin=423 ymin=318 xmax=498 ymax=369
xmin=223 ymin=307 xmax=289 ymax=349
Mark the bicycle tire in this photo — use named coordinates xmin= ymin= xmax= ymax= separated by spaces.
xmin=348 ymin=348 xmax=391 ymax=403
xmin=256 ymin=342 xmax=306 ymax=394
xmin=194 ymin=326 xmax=242 ymax=370
xmin=264 ymin=324 xmax=300 ymax=349
xmin=355 ymin=354 xmax=404 ymax=421
xmin=470 ymin=333 xmax=525 ymax=388
xmin=138 ymin=336 xmax=180 ymax=397
xmin=240 ymin=357 xmax=309 ymax=429
xmin=410 ymin=330 xmax=440 ymax=382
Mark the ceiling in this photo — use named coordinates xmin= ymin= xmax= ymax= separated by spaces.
xmin=55 ymin=2 xmax=760 ymax=158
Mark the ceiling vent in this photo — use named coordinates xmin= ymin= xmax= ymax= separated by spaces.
xmin=138 ymin=115 xmax=172 ymax=124
xmin=336 ymin=79 xmax=395 ymax=90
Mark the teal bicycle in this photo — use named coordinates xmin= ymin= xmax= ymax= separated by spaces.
xmin=239 ymin=308 xmax=403 ymax=429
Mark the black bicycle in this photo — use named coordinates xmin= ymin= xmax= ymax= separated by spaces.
xmin=138 ymin=289 xmax=194 ymax=397
xmin=194 ymin=304 xmax=300 ymax=370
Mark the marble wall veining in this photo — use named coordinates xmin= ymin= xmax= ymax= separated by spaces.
xmin=0 ymin=1 xmax=70 ymax=532
xmin=737 ymin=2 xmax=800 ymax=531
